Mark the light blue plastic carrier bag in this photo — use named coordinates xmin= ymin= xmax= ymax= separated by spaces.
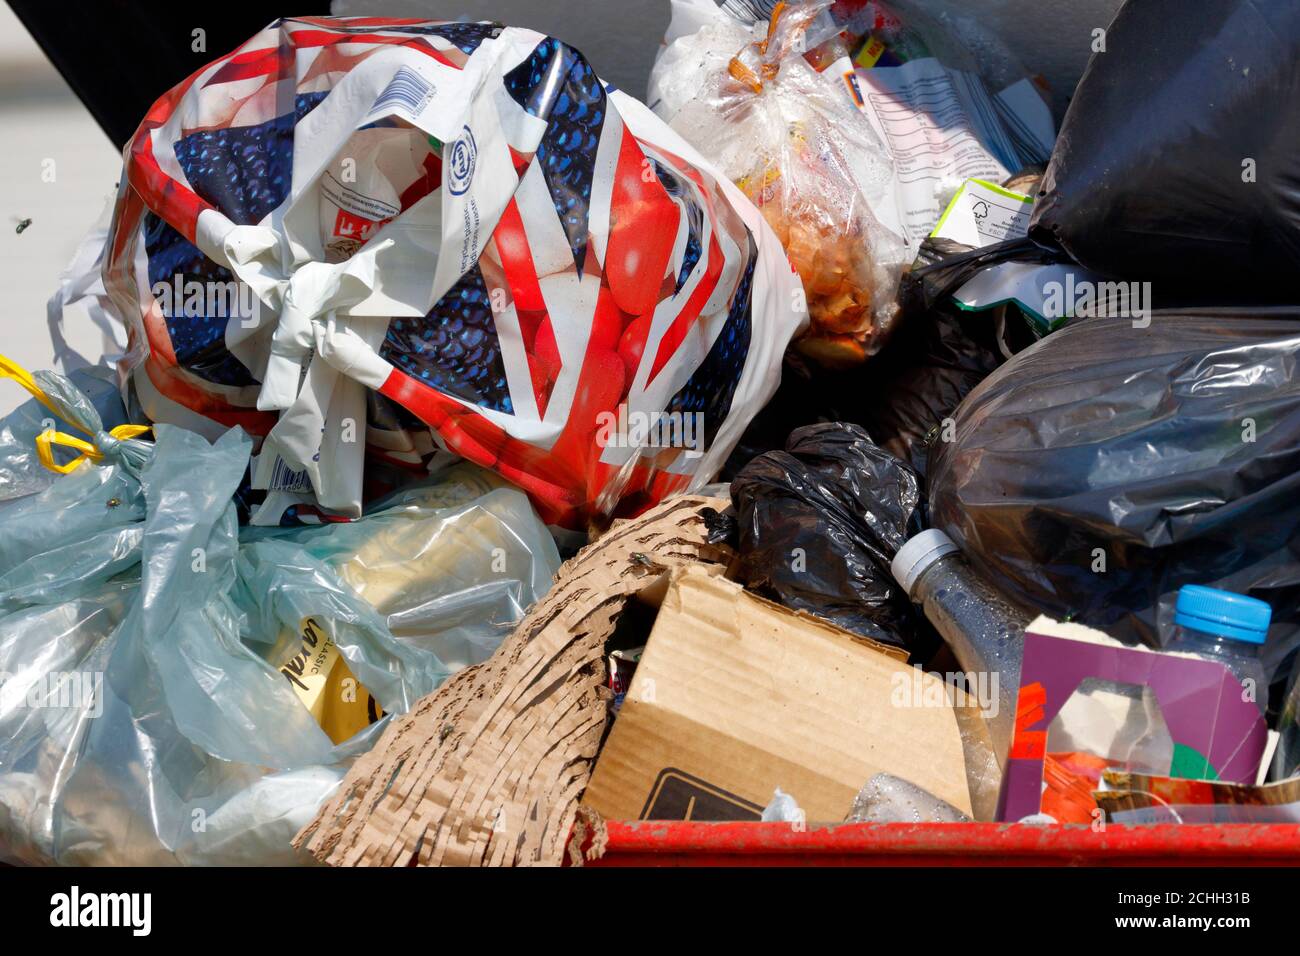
xmin=0 ymin=366 xmax=559 ymax=864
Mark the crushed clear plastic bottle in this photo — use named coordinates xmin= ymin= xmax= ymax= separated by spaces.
xmin=891 ymin=529 xmax=1031 ymax=768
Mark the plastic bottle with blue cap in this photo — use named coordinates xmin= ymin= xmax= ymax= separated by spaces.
xmin=1167 ymin=584 xmax=1271 ymax=715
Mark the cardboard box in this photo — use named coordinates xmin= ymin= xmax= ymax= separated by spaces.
xmin=583 ymin=565 xmax=974 ymax=822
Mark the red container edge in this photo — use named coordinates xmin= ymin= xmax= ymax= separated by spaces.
xmin=578 ymin=821 xmax=1300 ymax=866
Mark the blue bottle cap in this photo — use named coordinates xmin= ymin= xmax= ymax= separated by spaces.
xmin=1174 ymin=585 xmax=1271 ymax=645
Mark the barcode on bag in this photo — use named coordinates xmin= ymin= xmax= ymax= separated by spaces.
xmin=269 ymin=457 xmax=313 ymax=494
xmin=371 ymin=66 xmax=435 ymax=117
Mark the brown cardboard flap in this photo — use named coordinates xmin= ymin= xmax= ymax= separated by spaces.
xmin=294 ymin=496 xmax=731 ymax=867
xmin=582 ymin=565 xmax=973 ymax=822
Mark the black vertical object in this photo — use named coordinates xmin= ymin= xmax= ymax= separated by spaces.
xmin=5 ymin=1 xmax=331 ymax=149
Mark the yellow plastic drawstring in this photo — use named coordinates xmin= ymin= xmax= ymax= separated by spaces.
xmin=0 ymin=354 xmax=62 ymax=420
xmin=34 ymin=423 xmax=153 ymax=474
xmin=0 ymin=353 xmax=152 ymax=474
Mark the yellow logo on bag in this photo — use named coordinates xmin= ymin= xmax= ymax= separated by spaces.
xmin=280 ymin=617 xmax=384 ymax=744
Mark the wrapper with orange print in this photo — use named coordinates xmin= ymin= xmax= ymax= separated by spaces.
xmin=1096 ymin=771 xmax=1300 ymax=824
xmin=1041 ymin=751 xmax=1110 ymax=824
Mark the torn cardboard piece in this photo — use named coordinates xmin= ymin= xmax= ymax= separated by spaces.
xmin=582 ymin=565 xmax=975 ymax=822
xmin=294 ymin=496 xmax=732 ymax=867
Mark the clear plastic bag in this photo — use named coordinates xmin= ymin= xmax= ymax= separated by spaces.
xmin=247 ymin=463 xmax=562 ymax=671
xmin=654 ymin=1 xmax=907 ymax=366
xmin=0 ymin=364 xmax=128 ymax=504
xmin=0 ymin=579 xmax=136 ymax=863
xmin=650 ymin=0 xmax=1053 ymax=367
xmin=0 ymin=368 xmax=559 ymax=864
xmin=845 ymin=772 xmax=971 ymax=823
xmin=0 ymin=425 xmax=392 ymax=864
xmin=0 ymin=359 xmax=150 ymax=612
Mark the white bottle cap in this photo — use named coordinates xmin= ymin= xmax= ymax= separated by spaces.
xmin=891 ymin=529 xmax=960 ymax=598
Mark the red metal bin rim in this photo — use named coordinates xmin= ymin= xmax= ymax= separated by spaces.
xmin=585 ymin=821 xmax=1300 ymax=866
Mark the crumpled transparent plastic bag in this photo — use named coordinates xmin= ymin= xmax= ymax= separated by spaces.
xmin=252 ymin=463 xmax=562 ymax=671
xmin=0 ymin=462 xmax=144 ymax=614
xmin=845 ymin=772 xmax=971 ymax=823
xmin=0 ymin=425 xmax=399 ymax=864
xmin=651 ymin=0 xmax=1054 ymax=368
xmin=654 ymin=1 xmax=906 ymax=367
xmin=0 ymin=373 xmax=559 ymax=864
xmin=0 ymin=363 xmax=150 ymax=613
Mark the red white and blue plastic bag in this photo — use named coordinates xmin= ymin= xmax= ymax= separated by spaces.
xmin=102 ymin=17 xmax=805 ymax=529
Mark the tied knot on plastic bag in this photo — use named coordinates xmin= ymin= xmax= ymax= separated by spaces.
xmin=195 ymin=211 xmax=412 ymax=516
xmin=214 ymin=231 xmax=392 ymax=415
xmin=0 ymin=354 xmax=152 ymax=477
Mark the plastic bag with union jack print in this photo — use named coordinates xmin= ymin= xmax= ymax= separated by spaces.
xmin=103 ymin=16 xmax=806 ymax=531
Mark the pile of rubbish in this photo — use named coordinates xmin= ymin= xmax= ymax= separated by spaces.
xmin=5 ymin=0 xmax=1300 ymax=867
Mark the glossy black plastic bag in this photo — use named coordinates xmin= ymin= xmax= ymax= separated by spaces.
xmin=929 ymin=310 xmax=1300 ymax=681
xmin=1030 ymin=0 xmax=1300 ymax=294
xmin=857 ymin=316 xmax=1011 ymax=485
xmin=722 ymin=299 xmax=1016 ymax=486
xmin=731 ymin=422 xmax=931 ymax=656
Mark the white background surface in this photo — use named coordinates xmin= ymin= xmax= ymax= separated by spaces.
xmin=0 ymin=4 xmax=121 ymax=413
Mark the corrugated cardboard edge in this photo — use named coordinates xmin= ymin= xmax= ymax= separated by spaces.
xmin=293 ymin=495 xmax=731 ymax=867
xmin=566 ymin=805 xmax=608 ymax=866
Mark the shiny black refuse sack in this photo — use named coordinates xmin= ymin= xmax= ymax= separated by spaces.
xmin=730 ymin=423 xmax=934 ymax=657
xmin=1030 ymin=0 xmax=1300 ymax=296
xmin=928 ymin=309 xmax=1300 ymax=690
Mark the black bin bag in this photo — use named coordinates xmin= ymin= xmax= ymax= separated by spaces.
xmin=721 ymin=298 xmax=1019 ymax=488
xmin=731 ymin=423 xmax=933 ymax=658
xmin=1030 ymin=0 xmax=1300 ymax=296
xmin=928 ymin=310 xmax=1300 ymax=684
